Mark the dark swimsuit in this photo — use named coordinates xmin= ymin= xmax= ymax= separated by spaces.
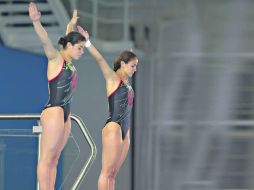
xmin=105 ymin=80 xmax=134 ymax=139
xmin=44 ymin=60 xmax=78 ymax=122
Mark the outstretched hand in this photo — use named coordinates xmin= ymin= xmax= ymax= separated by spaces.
xmin=70 ymin=9 xmax=79 ymax=26
xmin=77 ymin=25 xmax=90 ymax=40
xmin=28 ymin=2 xmax=41 ymax=21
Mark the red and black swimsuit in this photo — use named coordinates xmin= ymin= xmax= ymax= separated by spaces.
xmin=105 ymin=80 xmax=134 ymax=139
xmin=44 ymin=61 xmax=77 ymax=122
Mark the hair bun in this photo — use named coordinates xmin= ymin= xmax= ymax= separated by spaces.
xmin=58 ymin=37 xmax=67 ymax=45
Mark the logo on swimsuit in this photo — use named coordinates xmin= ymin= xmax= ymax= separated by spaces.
xmin=64 ymin=62 xmax=75 ymax=71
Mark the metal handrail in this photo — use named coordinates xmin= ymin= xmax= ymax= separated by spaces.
xmin=70 ymin=114 xmax=97 ymax=189
xmin=0 ymin=113 xmax=97 ymax=190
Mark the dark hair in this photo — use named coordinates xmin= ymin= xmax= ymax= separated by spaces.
xmin=58 ymin=31 xmax=86 ymax=49
xmin=113 ymin=51 xmax=137 ymax=71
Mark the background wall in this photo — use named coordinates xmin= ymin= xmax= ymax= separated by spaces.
xmin=0 ymin=44 xmax=47 ymax=189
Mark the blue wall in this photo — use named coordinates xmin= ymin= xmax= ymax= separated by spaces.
xmin=0 ymin=44 xmax=61 ymax=189
xmin=0 ymin=44 xmax=48 ymax=115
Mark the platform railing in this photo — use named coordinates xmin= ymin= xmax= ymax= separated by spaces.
xmin=0 ymin=113 xmax=97 ymax=190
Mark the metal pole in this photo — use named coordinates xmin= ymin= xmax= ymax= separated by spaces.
xmin=0 ymin=140 xmax=6 ymax=190
xmin=92 ymin=0 xmax=98 ymax=38
xmin=123 ymin=0 xmax=129 ymax=41
xmin=36 ymin=120 xmax=41 ymax=190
